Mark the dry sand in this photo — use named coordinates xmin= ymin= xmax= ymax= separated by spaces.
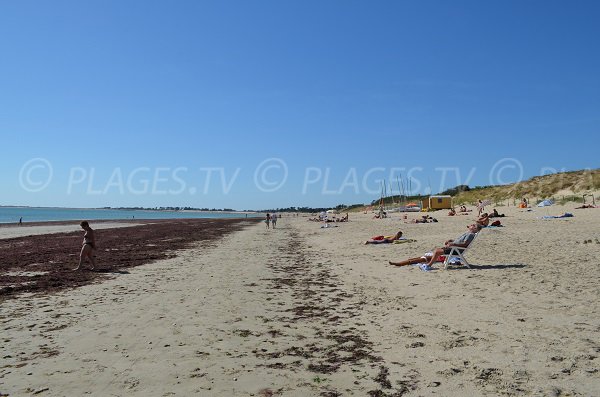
xmin=1 ymin=203 xmax=599 ymax=396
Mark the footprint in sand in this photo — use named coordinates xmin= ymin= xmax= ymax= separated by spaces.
xmin=124 ymin=377 xmax=140 ymax=389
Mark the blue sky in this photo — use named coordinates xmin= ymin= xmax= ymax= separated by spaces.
xmin=1 ymin=0 xmax=599 ymax=210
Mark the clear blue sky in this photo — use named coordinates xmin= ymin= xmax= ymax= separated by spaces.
xmin=1 ymin=0 xmax=599 ymax=210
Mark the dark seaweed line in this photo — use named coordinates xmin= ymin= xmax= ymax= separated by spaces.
xmin=257 ymin=228 xmax=407 ymax=396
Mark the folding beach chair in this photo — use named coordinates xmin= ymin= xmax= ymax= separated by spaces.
xmin=443 ymin=231 xmax=480 ymax=269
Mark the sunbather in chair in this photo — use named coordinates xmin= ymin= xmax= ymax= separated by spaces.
xmin=389 ymin=224 xmax=481 ymax=268
xmin=442 ymin=227 xmax=482 ymax=269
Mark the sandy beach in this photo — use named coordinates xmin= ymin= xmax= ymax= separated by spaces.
xmin=1 ymin=204 xmax=599 ymax=396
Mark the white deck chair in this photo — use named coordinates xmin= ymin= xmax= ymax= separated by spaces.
xmin=443 ymin=231 xmax=480 ymax=269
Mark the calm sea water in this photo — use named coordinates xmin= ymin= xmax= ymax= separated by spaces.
xmin=0 ymin=207 xmax=260 ymax=224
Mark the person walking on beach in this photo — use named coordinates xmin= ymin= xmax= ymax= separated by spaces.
xmin=271 ymin=213 xmax=278 ymax=228
xmin=19 ymin=217 xmax=22 ymax=226
xmin=265 ymin=213 xmax=271 ymax=229
xmin=477 ymin=199 xmax=485 ymax=216
xmin=74 ymin=221 xmax=97 ymax=271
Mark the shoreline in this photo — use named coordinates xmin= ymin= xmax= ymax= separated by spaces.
xmin=0 ymin=205 xmax=259 ymax=213
xmin=0 ymin=207 xmax=262 ymax=227
xmin=0 ymin=218 xmax=143 ymax=228
xmin=0 ymin=215 xmax=259 ymax=226
xmin=0 ymin=218 xmax=253 ymax=240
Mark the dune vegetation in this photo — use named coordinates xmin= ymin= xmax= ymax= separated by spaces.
xmin=453 ymin=169 xmax=600 ymax=205
xmin=365 ymin=169 xmax=600 ymax=210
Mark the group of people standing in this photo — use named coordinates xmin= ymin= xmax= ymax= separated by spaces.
xmin=265 ymin=213 xmax=278 ymax=229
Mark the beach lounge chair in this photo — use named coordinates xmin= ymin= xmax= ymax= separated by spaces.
xmin=443 ymin=231 xmax=480 ymax=270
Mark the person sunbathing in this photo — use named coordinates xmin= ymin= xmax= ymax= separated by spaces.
xmin=519 ymin=198 xmax=529 ymax=208
xmin=406 ymin=215 xmax=438 ymax=224
xmin=448 ymin=208 xmax=456 ymax=216
xmin=337 ymin=213 xmax=349 ymax=222
xmin=575 ymin=204 xmax=596 ymax=209
xmin=543 ymin=213 xmax=574 ymax=219
xmin=489 ymin=208 xmax=505 ymax=218
xmin=365 ymin=230 xmax=403 ymax=244
xmin=373 ymin=210 xmax=387 ymax=219
xmin=389 ymin=223 xmax=481 ymax=267
xmin=476 ymin=213 xmax=490 ymax=227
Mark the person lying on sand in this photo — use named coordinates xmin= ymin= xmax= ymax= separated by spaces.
xmin=406 ymin=215 xmax=438 ymax=224
xmin=489 ymin=208 xmax=505 ymax=218
xmin=389 ymin=223 xmax=481 ymax=267
xmin=365 ymin=230 xmax=403 ymax=244
xmin=542 ymin=213 xmax=574 ymax=219
xmin=575 ymin=204 xmax=596 ymax=209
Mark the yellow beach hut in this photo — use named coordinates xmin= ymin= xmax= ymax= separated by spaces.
xmin=423 ymin=195 xmax=453 ymax=210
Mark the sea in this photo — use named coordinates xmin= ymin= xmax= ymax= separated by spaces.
xmin=0 ymin=207 xmax=260 ymax=224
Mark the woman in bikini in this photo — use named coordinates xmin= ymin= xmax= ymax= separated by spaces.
xmin=365 ymin=230 xmax=404 ymax=244
xmin=74 ymin=220 xmax=97 ymax=270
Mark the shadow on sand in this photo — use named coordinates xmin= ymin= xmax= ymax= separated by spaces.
xmin=449 ymin=263 xmax=527 ymax=270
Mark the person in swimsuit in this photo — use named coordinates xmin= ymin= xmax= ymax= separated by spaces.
xmin=477 ymin=212 xmax=490 ymax=227
xmin=365 ymin=230 xmax=404 ymax=244
xmin=74 ymin=220 xmax=97 ymax=270
xmin=489 ymin=208 xmax=505 ymax=217
xmin=389 ymin=223 xmax=480 ymax=267
xmin=477 ymin=199 xmax=485 ymax=216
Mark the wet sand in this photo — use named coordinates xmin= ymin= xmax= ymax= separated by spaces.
xmin=0 ymin=220 xmax=142 ymax=240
